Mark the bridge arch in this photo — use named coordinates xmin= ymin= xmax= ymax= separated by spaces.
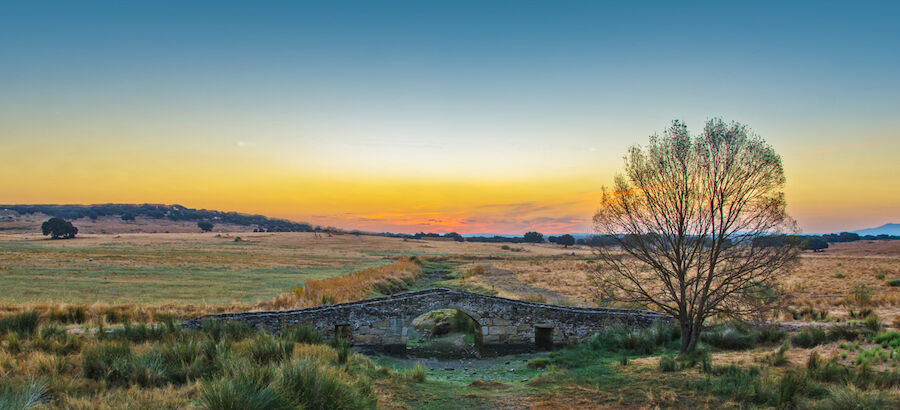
xmin=183 ymin=288 xmax=671 ymax=355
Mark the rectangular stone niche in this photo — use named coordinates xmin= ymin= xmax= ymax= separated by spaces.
xmin=335 ymin=324 xmax=351 ymax=341
xmin=534 ymin=325 xmax=553 ymax=350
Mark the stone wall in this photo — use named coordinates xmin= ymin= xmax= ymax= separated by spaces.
xmin=183 ymin=288 xmax=671 ymax=353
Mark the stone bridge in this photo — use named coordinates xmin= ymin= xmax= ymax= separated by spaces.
xmin=184 ymin=288 xmax=670 ymax=354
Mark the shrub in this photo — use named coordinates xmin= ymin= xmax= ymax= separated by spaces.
xmin=658 ymin=356 xmax=678 ymax=372
xmin=791 ymin=327 xmax=828 ymax=348
xmin=0 ymin=311 xmax=40 ymax=336
xmin=888 ymin=279 xmax=900 ymax=287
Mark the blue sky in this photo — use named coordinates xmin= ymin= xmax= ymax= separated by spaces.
xmin=1 ymin=1 xmax=898 ymax=233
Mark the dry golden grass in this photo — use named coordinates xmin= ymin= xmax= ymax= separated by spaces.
xmin=460 ymin=241 xmax=900 ymax=324
xmin=260 ymin=258 xmax=423 ymax=309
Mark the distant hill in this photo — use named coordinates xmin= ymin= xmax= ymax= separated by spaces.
xmin=0 ymin=204 xmax=319 ymax=233
xmin=853 ymin=223 xmax=900 ymax=236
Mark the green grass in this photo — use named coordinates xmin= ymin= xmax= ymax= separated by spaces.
xmin=0 ymin=262 xmax=386 ymax=304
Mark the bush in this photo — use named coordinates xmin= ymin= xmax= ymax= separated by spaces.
xmin=888 ymin=279 xmax=900 ymax=287
xmin=791 ymin=327 xmax=828 ymax=348
xmin=0 ymin=311 xmax=40 ymax=336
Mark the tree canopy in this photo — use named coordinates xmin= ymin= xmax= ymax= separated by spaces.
xmin=41 ymin=217 xmax=78 ymax=239
xmin=591 ymin=118 xmax=800 ymax=352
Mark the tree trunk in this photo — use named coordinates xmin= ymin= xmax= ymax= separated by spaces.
xmin=679 ymin=320 xmax=703 ymax=353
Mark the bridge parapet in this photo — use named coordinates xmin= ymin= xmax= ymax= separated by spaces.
xmin=183 ymin=288 xmax=671 ymax=353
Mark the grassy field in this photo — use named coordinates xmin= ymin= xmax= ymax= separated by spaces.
xmin=2 ymin=232 xmax=900 ymax=408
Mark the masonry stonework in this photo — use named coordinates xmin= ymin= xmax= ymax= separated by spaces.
xmin=183 ymin=288 xmax=670 ymax=353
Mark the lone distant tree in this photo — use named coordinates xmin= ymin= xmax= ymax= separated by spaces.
xmin=591 ymin=118 xmax=800 ymax=353
xmin=198 ymin=220 xmax=214 ymax=232
xmin=523 ymin=231 xmax=544 ymax=243
xmin=557 ymin=234 xmax=575 ymax=248
xmin=41 ymin=217 xmax=78 ymax=239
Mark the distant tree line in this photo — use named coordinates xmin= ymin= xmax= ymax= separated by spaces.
xmin=0 ymin=204 xmax=319 ymax=233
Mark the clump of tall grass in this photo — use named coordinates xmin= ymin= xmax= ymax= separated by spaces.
xmin=401 ymin=364 xmax=427 ymax=383
xmin=240 ymin=332 xmax=292 ymax=365
xmin=702 ymin=325 xmax=758 ymax=350
xmin=588 ymin=321 xmax=680 ymax=355
xmin=791 ymin=327 xmax=829 ymax=348
xmin=199 ymin=376 xmax=287 ymax=410
xmin=279 ymin=323 xmax=324 ymax=345
xmin=0 ymin=311 xmax=40 ymax=336
xmin=277 ymin=359 xmax=375 ymax=409
xmin=262 ymin=259 xmax=423 ymax=310
xmin=0 ymin=378 xmax=48 ymax=410
xmin=817 ymin=385 xmax=895 ymax=409
xmin=200 ymin=320 xmax=253 ymax=342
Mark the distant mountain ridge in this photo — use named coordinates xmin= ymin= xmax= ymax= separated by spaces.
xmin=0 ymin=204 xmax=319 ymax=233
xmin=853 ymin=223 xmax=900 ymax=236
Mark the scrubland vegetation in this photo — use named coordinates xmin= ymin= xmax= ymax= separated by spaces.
xmin=2 ymin=231 xmax=900 ymax=407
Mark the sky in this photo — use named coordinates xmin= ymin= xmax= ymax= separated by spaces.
xmin=1 ymin=1 xmax=898 ymax=234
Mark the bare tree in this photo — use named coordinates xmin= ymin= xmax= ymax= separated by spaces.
xmin=591 ymin=118 xmax=800 ymax=353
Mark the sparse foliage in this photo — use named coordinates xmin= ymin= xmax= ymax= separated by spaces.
xmin=591 ymin=118 xmax=800 ymax=352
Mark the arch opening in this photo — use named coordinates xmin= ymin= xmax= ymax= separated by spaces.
xmin=405 ymin=308 xmax=483 ymax=358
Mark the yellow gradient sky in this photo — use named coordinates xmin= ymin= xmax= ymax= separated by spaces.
xmin=1 ymin=2 xmax=898 ymax=234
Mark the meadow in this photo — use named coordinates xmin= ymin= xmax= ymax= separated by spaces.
xmin=2 ymin=231 xmax=900 ymax=408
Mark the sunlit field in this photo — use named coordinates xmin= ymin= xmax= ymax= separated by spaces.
xmin=2 ymin=232 xmax=900 ymax=407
